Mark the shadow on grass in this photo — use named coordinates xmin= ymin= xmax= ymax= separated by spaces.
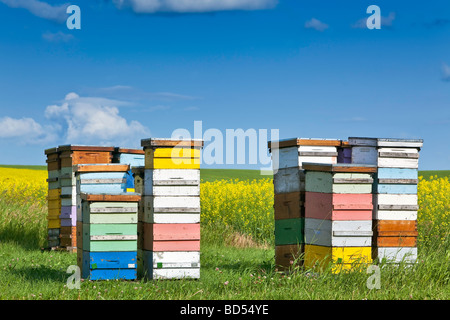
xmin=9 ymin=265 xmax=68 ymax=283
xmin=0 ymin=225 xmax=45 ymax=251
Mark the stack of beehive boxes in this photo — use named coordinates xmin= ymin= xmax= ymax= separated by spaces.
xmin=45 ymin=147 xmax=61 ymax=248
xmin=137 ymin=138 xmax=203 ymax=279
xmin=112 ymin=148 xmax=145 ymax=192
xmin=349 ymin=137 xmax=423 ymax=266
xmin=268 ymin=138 xmax=341 ymax=270
xmin=77 ymin=192 xmax=140 ymax=280
xmin=57 ymin=145 xmax=115 ymax=252
xmin=303 ymin=163 xmax=377 ymax=273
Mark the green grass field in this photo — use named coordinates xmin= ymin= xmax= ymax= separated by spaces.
xmin=0 ymin=165 xmax=448 ymax=300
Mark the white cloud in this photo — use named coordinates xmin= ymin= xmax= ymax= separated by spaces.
xmin=304 ymin=18 xmax=328 ymax=32
xmin=45 ymin=92 xmax=150 ymax=147
xmin=0 ymin=116 xmax=57 ymax=144
xmin=42 ymin=31 xmax=74 ymax=43
xmin=0 ymin=0 xmax=68 ymax=23
xmin=441 ymin=63 xmax=450 ymax=81
xmin=112 ymin=0 xmax=278 ymax=13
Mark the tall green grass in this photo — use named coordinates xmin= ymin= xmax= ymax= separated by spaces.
xmin=0 ymin=168 xmax=449 ymax=300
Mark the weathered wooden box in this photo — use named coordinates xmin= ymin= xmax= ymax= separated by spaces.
xmin=140 ymin=195 xmax=200 ymax=224
xmin=304 ymin=244 xmax=372 ymax=273
xmin=305 ymin=192 xmax=373 ymax=220
xmin=372 ymin=220 xmax=418 ymax=247
xmin=143 ymin=169 xmax=200 ymax=196
xmin=58 ymin=145 xmax=114 ymax=167
xmin=274 ymin=192 xmax=305 ymax=219
xmin=138 ymin=222 xmax=200 ymax=251
xmin=274 ymin=218 xmax=305 ymax=246
xmin=81 ymin=251 xmax=137 ymax=280
xmin=305 ymin=219 xmax=373 ymax=247
xmin=137 ymin=250 xmax=200 ymax=279
xmin=268 ymin=138 xmax=341 ymax=170
xmin=275 ymin=244 xmax=304 ymax=270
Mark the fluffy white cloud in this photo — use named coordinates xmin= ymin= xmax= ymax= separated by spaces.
xmin=0 ymin=0 xmax=68 ymax=23
xmin=113 ymin=0 xmax=278 ymax=13
xmin=45 ymin=92 xmax=150 ymax=147
xmin=304 ymin=18 xmax=328 ymax=32
xmin=0 ymin=116 xmax=58 ymax=144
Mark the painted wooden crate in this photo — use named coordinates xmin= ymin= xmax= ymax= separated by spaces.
xmin=113 ymin=148 xmax=146 ymax=191
xmin=275 ymin=244 xmax=304 ymax=270
xmin=305 ymin=219 xmax=373 ymax=247
xmin=74 ymin=164 xmax=130 ymax=194
xmin=46 ymin=177 xmax=60 ymax=190
xmin=113 ymin=148 xmax=145 ymax=167
xmin=274 ymin=218 xmax=305 ymax=246
xmin=348 ymin=137 xmax=423 ymax=167
xmin=305 ymin=192 xmax=373 ymax=220
xmin=47 ymin=228 xmax=60 ymax=247
xmin=274 ymin=192 xmax=305 ymax=220
xmin=82 ymin=223 xmax=138 ymax=252
xmin=137 ymin=250 xmax=200 ymax=279
xmin=337 ymin=141 xmax=352 ymax=164
xmin=138 ymin=222 xmax=200 ymax=251
xmin=60 ymin=206 xmax=76 ymax=225
xmin=273 ymin=167 xmax=305 ymax=194
xmin=372 ymin=220 xmax=418 ymax=247
xmin=81 ymin=251 xmax=137 ymax=280
xmin=60 ymin=226 xmax=76 ymax=248
xmin=58 ymin=145 xmax=114 ymax=167
xmin=373 ymin=247 xmax=417 ymax=264
xmin=45 ymin=147 xmax=61 ymax=171
xmin=304 ymin=244 xmax=372 ymax=273
xmin=268 ymin=138 xmax=341 ymax=170
xmin=373 ymin=194 xmax=418 ymax=220
xmin=144 ymin=169 xmax=200 ymax=196
xmin=140 ymin=195 xmax=200 ymax=224
xmin=80 ymin=199 xmax=139 ymax=224
xmin=131 ymin=166 xmax=145 ymax=195
xmin=374 ymin=168 xmax=418 ymax=194
xmin=305 ymin=171 xmax=374 ymax=194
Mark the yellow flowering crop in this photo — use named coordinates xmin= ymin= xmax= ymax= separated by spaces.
xmin=0 ymin=167 xmax=448 ymax=247
xmin=201 ymin=178 xmax=274 ymax=243
xmin=417 ymin=175 xmax=450 ymax=245
xmin=0 ymin=167 xmax=47 ymax=206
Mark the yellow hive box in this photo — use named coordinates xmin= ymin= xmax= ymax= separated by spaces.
xmin=47 ymin=218 xmax=61 ymax=229
xmin=145 ymin=147 xmax=201 ymax=169
xmin=304 ymin=244 xmax=372 ymax=273
xmin=47 ymin=199 xmax=61 ymax=209
xmin=48 ymin=207 xmax=61 ymax=218
xmin=47 ymin=188 xmax=61 ymax=200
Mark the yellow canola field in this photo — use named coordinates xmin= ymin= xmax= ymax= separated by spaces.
xmin=0 ymin=167 xmax=47 ymax=205
xmin=0 ymin=167 xmax=448 ymax=244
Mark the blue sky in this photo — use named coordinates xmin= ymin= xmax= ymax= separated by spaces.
xmin=0 ymin=0 xmax=449 ymax=170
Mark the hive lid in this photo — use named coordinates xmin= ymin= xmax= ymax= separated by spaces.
xmin=80 ymin=192 xmax=141 ymax=202
xmin=58 ymin=145 xmax=115 ymax=152
xmin=268 ymin=138 xmax=342 ymax=149
xmin=141 ymin=138 xmax=204 ymax=148
xmin=348 ymin=137 xmax=423 ymax=148
xmin=302 ymin=162 xmax=377 ymax=173
xmin=114 ymin=147 xmax=145 ymax=155
xmin=44 ymin=147 xmax=59 ymax=155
